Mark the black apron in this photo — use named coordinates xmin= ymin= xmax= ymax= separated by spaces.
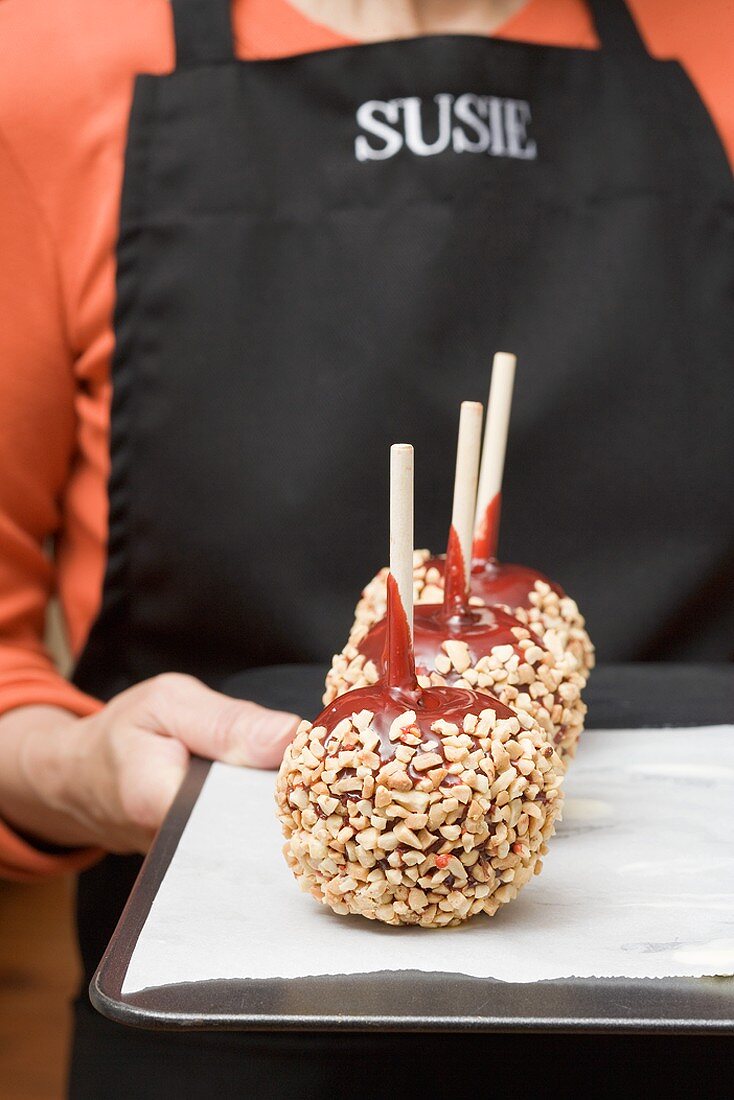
xmin=69 ymin=1 xmax=733 ymax=1094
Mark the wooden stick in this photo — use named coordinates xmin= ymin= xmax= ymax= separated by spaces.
xmin=450 ymin=402 xmax=484 ymax=597
xmin=473 ymin=352 xmax=517 ymax=561
xmin=389 ymin=443 xmax=414 ymax=640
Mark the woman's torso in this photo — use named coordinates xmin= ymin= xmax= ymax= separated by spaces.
xmin=0 ymin=0 xmax=732 ymax=677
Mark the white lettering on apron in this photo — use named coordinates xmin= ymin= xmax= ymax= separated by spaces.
xmin=355 ymin=100 xmax=405 ymax=161
xmin=503 ymin=99 xmax=537 ymax=159
xmin=355 ymin=94 xmax=537 ymax=162
xmin=401 ymin=94 xmax=453 ymax=156
xmin=452 ymin=93 xmax=491 ymax=153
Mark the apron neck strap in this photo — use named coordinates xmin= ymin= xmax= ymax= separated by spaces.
xmin=171 ymin=0 xmax=235 ymax=66
xmin=587 ymin=0 xmax=648 ymax=54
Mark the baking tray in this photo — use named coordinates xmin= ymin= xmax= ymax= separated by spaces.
xmin=91 ymin=662 xmax=734 ymax=1033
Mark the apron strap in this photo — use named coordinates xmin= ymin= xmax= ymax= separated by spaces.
xmin=171 ymin=0 xmax=235 ymax=66
xmin=587 ymin=0 xmax=648 ymax=54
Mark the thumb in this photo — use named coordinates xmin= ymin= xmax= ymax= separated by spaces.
xmin=136 ymin=673 xmax=301 ymax=769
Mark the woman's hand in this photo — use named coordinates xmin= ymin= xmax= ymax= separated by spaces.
xmin=0 ymin=674 xmax=300 ymax=855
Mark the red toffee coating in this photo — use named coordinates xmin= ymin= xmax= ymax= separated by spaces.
xmin=422 ymin=553 xmax=564 ymax=613
xmin=354 ymin=533 xmax=530 ymax=687
xmin=314 ymin=573 xmax=516 ymax=768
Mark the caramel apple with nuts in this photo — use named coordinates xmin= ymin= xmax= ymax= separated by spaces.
xmin=276 ymin=445 xmax=564 ymax=927
xmin=326 ymin=403 xmax=587 ymax=760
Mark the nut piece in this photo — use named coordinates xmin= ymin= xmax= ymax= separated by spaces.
xmin=443 ymin=639 xmax=472 ymax=674
xmin=413 ymin=752 xmax=444 ymax=772
xmin=389 ymin=710 xmax=417 ymax=742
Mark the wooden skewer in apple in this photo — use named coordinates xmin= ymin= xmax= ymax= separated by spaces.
xmin=349 ymin=352 xmax=595 ymax=679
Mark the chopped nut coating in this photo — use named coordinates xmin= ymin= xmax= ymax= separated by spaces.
xmin=276 ymin=698 xmax=564 ymax=928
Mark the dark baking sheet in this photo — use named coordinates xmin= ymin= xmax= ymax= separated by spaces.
xmin=91 ymin=663 xmax=734 ymax=1033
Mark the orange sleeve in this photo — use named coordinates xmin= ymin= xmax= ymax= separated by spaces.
xmin=0 ymin=820 xmax=100 ymax=884
xmin=0 ymin=131 xmax=101 ymax=879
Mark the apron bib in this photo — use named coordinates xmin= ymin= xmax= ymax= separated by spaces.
xmin=70 ymin=1 xmax=733 ymax=1093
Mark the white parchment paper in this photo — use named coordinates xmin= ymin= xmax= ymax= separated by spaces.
xmin=122 ymin=727 xmax=734 ymax=994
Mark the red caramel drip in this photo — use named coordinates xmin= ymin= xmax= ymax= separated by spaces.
xmin=384 ymin=572 xmax=417 ymax=691
xmin=358 ymin=600 xmax=523 ymax=687
xmin=472 ymin=492 xmax=502 ymax=563
xmin=422 ymin=554 xmax=564 ymax=612
xmin=442 ymin=525 xmax=468 ymax=615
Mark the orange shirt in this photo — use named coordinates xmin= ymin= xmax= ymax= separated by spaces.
xmin=0 ymin=0 xmax=732 ymax=879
